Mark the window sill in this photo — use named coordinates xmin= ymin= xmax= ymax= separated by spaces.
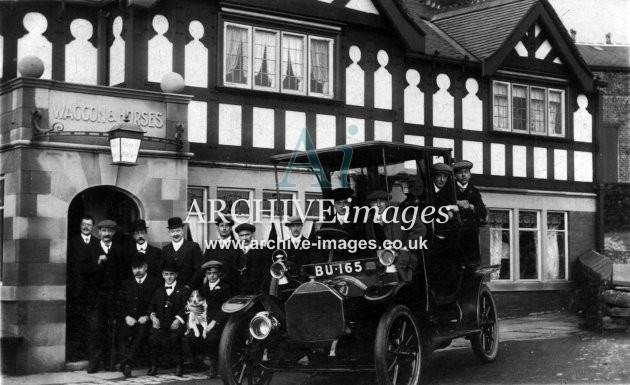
xmin=487 ymin=129 xmax=572 ymax=143
xmin=216 ymin=86 xmax=344 ymax=105
xmin=488 ymin=280 xmax=575 ymax=292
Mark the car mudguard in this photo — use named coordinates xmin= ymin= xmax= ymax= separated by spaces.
xmin=459 ymin=271 xmax=486 ymax=330
xmin=221 ymin=294 xmax=286 ymax=323
xmin=364 ymin=281 xmax=418 ymax=306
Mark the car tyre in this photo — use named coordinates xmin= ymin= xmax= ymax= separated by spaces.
xmin=218 ymin=313 xmax=274 ymax=385
xmin=470 ymin=285 xmax=499 ymax=362
xmin=374 ymin=304 xmax=422 ymax=385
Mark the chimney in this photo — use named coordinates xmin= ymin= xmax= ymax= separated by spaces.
xmin=570 ymin=29 xmax=576 ymax=41
xmin=605 ymin=33 xmax=611 ymax=44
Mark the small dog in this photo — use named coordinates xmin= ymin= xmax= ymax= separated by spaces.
xmin=185 ymin=290 xmax=208 ymax=338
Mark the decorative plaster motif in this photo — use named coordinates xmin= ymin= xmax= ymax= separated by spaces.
xmin=346 ymin=46 xmax=364 ymax=106
xmin=18 ymin=13 xmax=52 ymax=79
xmin=433 ymin=74 xmax=454 ymax=128
xmin=573 ymin=94 xmax=592 ymax=143
xmin=148 ymin=15 xmax=173 ymax=83
xmin=65 ymin=19 xmax=97 ymax=85
xmin=109 ymin=16 xmax=125 ymax=86
xmin=374 ymin=50 xmax=392 ymax=110
xmin=462 ymin=78 xmax=482 ymax=131
xmin=185 ymin=21 xmax=208 ymax=87
xmin=404 ymin=69 xmax=424 ymax=125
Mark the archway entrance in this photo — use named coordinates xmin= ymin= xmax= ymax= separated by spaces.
xmin=66 ymin=186 xmax=141 ymax=363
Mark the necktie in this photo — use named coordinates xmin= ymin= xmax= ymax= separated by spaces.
xmin=165 ymin=285 xmax=172 ymax=290
xmin=137 ymin=279 xmax=142 ymax=284
xmin=84 ymin=238 xmax=89 ymax=244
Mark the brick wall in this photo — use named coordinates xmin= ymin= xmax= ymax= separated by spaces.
xmin=595 ymin=71 xmax=630 ymax=182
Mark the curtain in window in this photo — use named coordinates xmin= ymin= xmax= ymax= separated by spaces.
xmin=493 ymin=83 xmax=509 ymax=129
xmin=549 ymin=91 xmax=562 ymax=135
xmin=254 ymin=30 xmax=275 ymax=88
xmin=545 ymin=213 xmax=565 ymax=279
xmin=518 ymin=211 xmax=538 ymax=279
xmin=310 ymin=39 xmax=329 ymax=94
xmin=512 ymin=85 xmax=527 ymax=131
xmin=530 ymin=88 xmax=546 ymax=133
xmin=489 ymin=210 xmax=510 ymax=280
xmin=282 ymin=34 xmax=304 ymax=91
xmin=225 ymin=26 xmax=248 ymax=84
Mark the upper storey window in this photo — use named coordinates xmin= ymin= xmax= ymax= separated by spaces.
xmin=223 ymin=21 xmax=334 ymax=98
xmin=492 ymin=81 xmax=565 ymax=137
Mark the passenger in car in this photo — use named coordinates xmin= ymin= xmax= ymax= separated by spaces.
xmin=364 ymin=190 xmax=426 ymax=282
xmin=453 ymin=160 xmax=487 ymax=264
xmin=321 ymin=187 xmax=365 ymax=240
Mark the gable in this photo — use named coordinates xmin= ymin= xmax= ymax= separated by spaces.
xmin=317 ymin=0 xmax=380 ymax=15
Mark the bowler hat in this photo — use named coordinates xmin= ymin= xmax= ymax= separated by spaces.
xmin=284 ymin=215 xmax=303 ymax=226
xmin=366 ymin=190 xmax=390 ymax=203
xmin=235 ymin=223 xmax=256 ymax=234
xmin=331 ymin=188 xmax=353 ymax=201
xmin=97 ymin=219 xmax=117 ymax=229
xmin=131 ymin=219 xmax=148 ymax=232
xmin=453 ymin=160 xmax=474 ymax=172
xmin=162 ymin=259 xmax=179 ymax=273
xmin=432 ymin=163 xmax=452 ymax=175
xmin=130 ymin=253 xmax=148 ymax=268
xmin=201 ymin=260 xmax=223 ymax=272
xmin=214 ymin=215 xmax=235 ymax=226
xmin=167 ymin=217 xmax=184 ymax=229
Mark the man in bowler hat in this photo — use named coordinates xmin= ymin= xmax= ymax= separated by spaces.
xmin=126 ymin=219 xmax=163 ymax=278
xmin=162 ymin=217 xmax=203 ymax=288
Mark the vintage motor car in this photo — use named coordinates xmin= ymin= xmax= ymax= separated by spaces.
xmin=219 ymin=141 xmax=499 ymax=385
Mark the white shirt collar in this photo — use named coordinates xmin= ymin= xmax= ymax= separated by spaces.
xmin=209 ymin=278 xmax=221 ymax=290
xmin=172 ymin=238 xmax=184 ymax=251
xmin=290 ymin=234 xmax=302 ymax=242
xmin=82 ymin=234 xmax=91 ymax=243
xmin=137 ymin=242 xmax=147 ymax=251
xmin=336 ymin=213 xmax=348 ymax=225
xmin=434 ymin=184 xmax=441 ymax=193
xmin=457 ymin=181 xmax=468 ymax=190
xmin=100 ymin=240 xmax=111 ymax=252
xmin=218 ymin=237 xmax=231 ymax=245
xmin=165 ymin=281 xmax=177 ymax=289
xmin=136 ymin=274 xmax=147 ymax=284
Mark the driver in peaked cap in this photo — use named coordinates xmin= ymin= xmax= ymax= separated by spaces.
xmin=453 ymin=160 xmax=487 ymax=263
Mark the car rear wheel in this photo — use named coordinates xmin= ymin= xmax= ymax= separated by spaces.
xmin=218 ymin=313 xmax=274 ymax=385
xmin=470 ymin=285 xmax=499 ymax=362
xmin=374 ymin=305 xmax=422 ymax=385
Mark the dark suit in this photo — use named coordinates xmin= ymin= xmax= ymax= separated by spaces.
xmin=236 ymin=247 xmax=272 ymax=295
xmin=66 ymin=234 xmax=101 ymax=360
xmin=162 ymin=241 xmax=203 ymax=288
xmin=191 ymin=238 xmax=239 ymax=291
xmin=456 ymin=183 xmax=487 ymax=263
xmin=184 ymin=280 xmax=233 ymax=361
xmin=116 ymin=275 xmax=161 ymax=365
xmin=282 ymin=235 xmax=324 ymax=268
xmin=124 ymin=243 xmax=164 ymax=279
xmin=148 ymin=282 xmax=188 ymax=365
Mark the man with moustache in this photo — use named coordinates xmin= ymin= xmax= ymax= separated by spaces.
xmin=67 ymin=214 xmax=100 ymax=361
xmin=234 ymin=223 xmax=272 ymax=295
xmin=162 ymin=217 xmax=203 ymax=289
xmin=116 ymin=254 xmax=161 ymax=377
xmin=126 ymin=219 xmax=163 ymax=278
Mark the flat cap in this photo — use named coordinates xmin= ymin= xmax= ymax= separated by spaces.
xmin=331 ymin=187 xmax=353 ymax=201
xmin=201 ymin=260 xmax=223 ymax=271
xmin=366 ymin=190 xmax=390 ymax=202
xmin=453 ymin=160 xmax=473 ymax=172
xmin=214 ymin=214 xmax=235 ymax=226
xmin=431 ymin=163 xmax=453 ymax=175
xmin=97 ymin=219 xmax=117 ymax=228
xmin=235 ymin=223 xmax=256 ymax=234
xmin=284 ymin=215 xmax=303 ymax=226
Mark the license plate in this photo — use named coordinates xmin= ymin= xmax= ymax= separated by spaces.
xmin=312 ymin=261 xmax=365 ymax=277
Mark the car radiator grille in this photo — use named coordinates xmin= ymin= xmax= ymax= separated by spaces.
xmin=285 ymin=282 xmax=345 ymax=342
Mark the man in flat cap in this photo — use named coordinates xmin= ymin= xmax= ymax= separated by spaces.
xmin=162 ymin=217 xmax=203 ymax=289
xmin=125 ymin=219 xmax=163 ymax=279
xmin=364 ymin=190 xmax=426 ymax=281
xmin=147 ymin=260 xmax=188 ymax=376
xmin=283 ymin=215 xmax=322 ymax=268
xmin=116 ymin=254 xmax=161 ymax=377
xmin=453 ymin=160 xmax=487 ymax=262
xmin=183 ymin=260 xmax=233 ymax=378
xmin=234 ymin=223 xmax=272 ymax=295
xmin=199 ymin=215 xmax=239 ymax=290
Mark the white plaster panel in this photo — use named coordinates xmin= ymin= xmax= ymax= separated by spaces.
xmin=491 ymin=143 xmax=506 ymax=176
xmin=188 ymin=101 xmax=207 ymax=143
xmin=345 ymin=0 xmax=380 ymax=14
xmin=148 ymin=15 xmax=173 ymax=83
xmin=218 ymin=103 xmax=242 ymax=146
xmin=18 ymin=12 xmax=52 ymax=79
xmin=554 ymin=149 xmax=568 ymax=181
xmin=253 ymin=107 xmax=274 ymax=148
xmin=345 ymin=117 xmax=365 ymax=144
xmin=36 ymin=194 xmax=68 ymax=218
xmin=535 ymin=40 xmax=552 ymax=59
xmin=533 ymin=147 xmax=548 ymax=179
xmin=316 ymin=114 xmax=336 ymax=149
xmin=462 ymin=78 xmax=482 ymax=131
xmin=404 ymin=135 xmax=424 ymax=169
xmin=109 ymin=16 xmax=125 ymax=86
xmin=462 ymin=140 xmax=483 ymax=174
xmin=285 ymin=110 xmax=307 ymax=150
xmin=574 ymin=151 xmax=593 ymax=182
xmin=185 ymin=20 xmax=208 ymax=87
xmin=374 ymin=120 xmax=392 ymax=142
xmin=484 ymin=192 xmax=595 ymax=212
xmin=513 ymin=145 xmax=527 ymax=177
xmin=514 ymin=41 xmax=528 ymax=57
xmin=65 ymin=19 xmax=97 ymax=85
xmin=432 ymin=137 xmax=454 ymax=163
xmin=553 ymin=57 xmax=563 ymax=64
xmin=573 ymin=95 xmax=592 ymax=143
xmin=346 ymin=46 xmax=364 ymax=106
xmin=0 ymin=35 xmax=4 ymax=78
xmin=404 ymin=69 xmax=424 ymax=125
xmin=374 ymin=50 xmax=392 ymax=110
xmin=535 ymin=24 xmax=541 ymax=37
xmin=433 ymin=74 xmax=454 ymax=128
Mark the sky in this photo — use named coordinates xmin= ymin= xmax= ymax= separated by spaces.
xmin=548 ymin=0 xmax=630 ymax=44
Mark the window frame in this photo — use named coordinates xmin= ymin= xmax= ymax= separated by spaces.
xmin=492 ymin=81 xmax=511 ymax=132
xmin=511 ymin=83 xmax=529 ymax=134
xmin=187 ymin=186 xmax=208 ymax=247
xmin=216 ymin=187 xmax=254 ymax=218
xmin=547 ymin=88 xmax=566 ymax=137
xmin=545 ymin=211 xmax=569 ymax=280
xmin=262 ymin=190 xmax=297 ymax=218
xmin=252 ymin=27 xmax=280 ymax=92
xmin=307 ymin=35 xmax=335 ymax=99
xmin=223 ymin=21 xmax=252 ymax=89
xmin=488 ymin=208 xmax=513 ymax=281
xmin=280 ymin=31 xmax=307 ymax=96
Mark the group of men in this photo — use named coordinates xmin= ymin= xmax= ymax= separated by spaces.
xmin=66 ymin=159 xmax=485 ymax=378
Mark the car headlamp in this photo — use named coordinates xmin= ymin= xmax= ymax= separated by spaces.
xmin=377 ymin=249 xmax=398 ymax=273
xmin=270 ymin=261 xmax=288 ymax=279
xmin=249 ymin=311 xmax=279 ymax=340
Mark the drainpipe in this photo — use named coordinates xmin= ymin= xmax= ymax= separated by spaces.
xmin=594 ymin=81 xmax=606 ymax=253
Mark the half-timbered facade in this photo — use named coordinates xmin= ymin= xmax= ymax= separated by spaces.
xmin=0 ymin=0 xmax=602 ymax=373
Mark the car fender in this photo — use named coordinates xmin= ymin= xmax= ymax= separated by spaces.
xmin=460 ymin=272 xmax=486 ymax=330
xmin=222 ymin=294 xmax=286 ymax=323
xmin=364 ymin=281 xmax=416 ymax=305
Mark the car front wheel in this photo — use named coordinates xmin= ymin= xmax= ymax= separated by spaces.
xmin=218 ymin=313 xmax=274 ymax=385
xmin=374 ymin=305 xmax=422 ymax=385
xmin=470 ymin=285 xmax=499 ymax=362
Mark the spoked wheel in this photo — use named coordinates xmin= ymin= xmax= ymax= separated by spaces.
xmin=471 ymin=285 xmax=499 ymax=362
xmin=219 ymin=313 xmax=274 ymax=385
xmin=374 ymin=305 xmax=422 ymax=385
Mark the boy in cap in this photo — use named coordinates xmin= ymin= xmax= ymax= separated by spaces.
xmin=200 ymin=215 xmax=239 ymax=290
xmin=162 ymin=217 xmax=203 ymax=288
xmin=147 ymin=260 xmax=188 ymax=376
xmin=453 ymin=160 xmax=487 ymax=262
xmin=235 ymin=223 xmax=272 ymax=295
xmin=183 ymin=260 xmax=233 ymax=378
xmin=116 ymin=254 xmax=161 ymax=377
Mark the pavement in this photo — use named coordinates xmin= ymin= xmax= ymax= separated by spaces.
xmin=2 ymin=311 xmax=629 ymax=385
